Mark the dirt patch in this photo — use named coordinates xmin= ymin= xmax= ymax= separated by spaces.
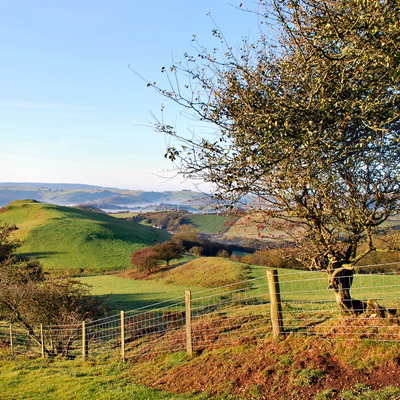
xmin=130 ymin=335 xmax=400 ymax=399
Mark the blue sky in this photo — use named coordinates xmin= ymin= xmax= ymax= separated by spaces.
xmin=0 ymin=1 xmax=257 ymax=191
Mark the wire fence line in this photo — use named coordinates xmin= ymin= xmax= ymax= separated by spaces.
xmin=1 ymin=262 xmax=399 ymax=360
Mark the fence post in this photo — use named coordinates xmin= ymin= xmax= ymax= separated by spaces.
xmin=82 ymin=321 xmax=88 ymax=361
xmin=267 ymin=269 xmax=284 ymax=339
xmin=40 ymin=324 xmax=45 ymax=358
xmin=185 ymin=290 xmax=193 ymax=358
xmin=9 ymin=324 xmax=13 ymax=355
xmin=120 ymin=311 xmax=125 ymax=363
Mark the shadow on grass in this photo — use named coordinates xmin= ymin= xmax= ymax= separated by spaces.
xmin=19 ymin=251 xmax=67 ymax=259
xmin=94 ymin=293 xmax=184 ymax=313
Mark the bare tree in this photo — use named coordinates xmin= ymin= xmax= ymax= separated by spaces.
xmin=147 ymin=0 xmax=400 ymax=314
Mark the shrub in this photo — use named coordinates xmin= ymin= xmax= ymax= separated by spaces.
xmin=130 ymin=247 xmax=162 ymax=273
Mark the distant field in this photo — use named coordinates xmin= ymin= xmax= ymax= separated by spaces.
xmin=183 ymin=214 xmax=239 ymax=235
xmin=0 ymin=200 xmax=170 ymax=273
xmin=109 ymin=212 xmax=139 ymax=218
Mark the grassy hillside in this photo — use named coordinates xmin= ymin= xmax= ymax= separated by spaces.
xmin=183 ymin=214 xmax=239 ymax=235
xmin=80 ymin=257 xmax=252 ymax=311
xmin=3 ymin=260 xmax=400 ymax=399
xmin=0 ymin=200 xmax=170 ymax=273
xmin=155 ymin=257 xmax=251 ymax=288
xmin=2 ymin=339 xmax=400 ymax=400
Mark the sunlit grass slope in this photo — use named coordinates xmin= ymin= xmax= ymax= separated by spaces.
xmin=156 ymin=257 xmax=252 ymax=288
xmin=0 ymin=200 xmax=170 ymax=273
xmin=0 ymin=356 xmax=204 ymax=400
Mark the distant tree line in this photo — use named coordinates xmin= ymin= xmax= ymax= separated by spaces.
xmin=127 ymin=211 xmax=188 ymax=232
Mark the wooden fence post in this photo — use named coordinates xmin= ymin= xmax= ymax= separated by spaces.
xmin=40 ymin=324 xmax=45 ymax=358
xmin=185 ymin=290 xmax=193 ymax=358
xmin=82 ymin=321 xmax=88 ymax=361
xmin=9 ymin=324 xmax=13 ymax=355
xmin=267 ymin=269 xmax=284 ymax=339
xmin=120 ymin=311 xmax=125 ymax=363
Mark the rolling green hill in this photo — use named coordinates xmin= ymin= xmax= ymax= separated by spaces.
xmin=0 ymin=200 xmax=170 ymax=273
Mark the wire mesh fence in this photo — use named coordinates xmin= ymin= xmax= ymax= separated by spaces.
xmin=1 ymin=262 xmax=399 ymax=360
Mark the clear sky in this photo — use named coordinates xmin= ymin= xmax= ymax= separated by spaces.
xmin=0 ymin=1 xmax=257 ymax=191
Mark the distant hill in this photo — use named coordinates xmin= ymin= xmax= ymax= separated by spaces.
xmin=0 ymin=182 xmax=111 ymax=190
xmin=0 ymin=200 xmax=170 ymax=273
xmin=0 ymin=182 xmax=214 ymax=211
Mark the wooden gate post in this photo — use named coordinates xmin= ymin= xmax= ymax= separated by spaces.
xmin=267 ymin=269 xmax=284 ymax=339
xmin=185 ymin=290 xmax=193 ymax=358
xmin=120 ymin=311 xmax=125 ymax=362
xmin=82 ymin=321 xmax=88 ymax=361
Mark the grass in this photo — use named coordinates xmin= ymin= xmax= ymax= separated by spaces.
xmin=79 ymin=260 xmax=400 ymax=317
xmin=0 ymin=355 xmax=208 ymax=400
xmin=109 ymin=212 xmax=139 ymax=218
xmin=2 ymin=339 xmax=400 ymax=400
xmin=79 ymin=257 xmax=251 ymax=312
xmin=249 ymin=264 xmax=400 ymax=304
xmin=80 ymin=275 xmax=206 ymax=312
xmin=155 ymin=257 xmax=252 ymax=288
xmin=183 ymin=214 xmax=239 ymax=235
xmin=2 ymin=261 xmax=400 ymax=399
xmin=0 ymin=200 xmax=170 ymax=273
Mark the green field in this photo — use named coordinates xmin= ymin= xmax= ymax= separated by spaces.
xmin=80 ymin=275 xmax=206 ymax=312
xmin=183 ymin=214 xmax=239 ymax=235
xmin=0 ymin=200 xmax=170 ymax=273
xmin=80 ymin=257 xmax=251 ymax=311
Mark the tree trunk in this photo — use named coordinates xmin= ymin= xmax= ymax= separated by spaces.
xmin=327 ymin=265 xmax=367 ymax=315
xmin=327 ymin=265 xmax=398 ymax=319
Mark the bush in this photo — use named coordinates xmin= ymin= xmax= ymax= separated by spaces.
xmin=130 ymin=247 xmax=162 ymax=273
xmin=217 ymin=249 xmax=230 ymax=258
xmin=189 ymin=246 xmax=203 ymax=257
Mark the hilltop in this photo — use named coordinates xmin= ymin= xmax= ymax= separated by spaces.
xmin=0 ymin=200 xmax=170 ymax=273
